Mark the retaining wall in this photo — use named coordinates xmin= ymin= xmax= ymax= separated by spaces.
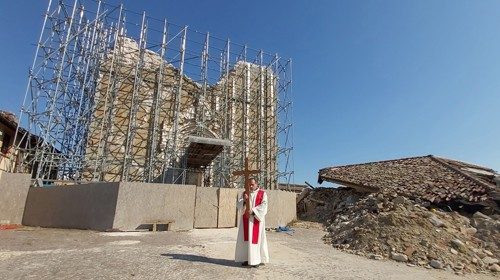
xmin=0 ymin=171 xmax=31 ymax=224
xmin=22 ymin=182 xmax=296 ymax=231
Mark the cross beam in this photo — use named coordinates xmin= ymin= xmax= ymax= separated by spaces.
xmin=233 ymin=157 xmax=260 ymax=215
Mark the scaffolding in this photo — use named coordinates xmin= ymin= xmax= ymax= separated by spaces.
xmin=13 ymin=0 xmax=294 ymax=189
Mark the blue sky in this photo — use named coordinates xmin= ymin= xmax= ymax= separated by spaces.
xmin=1 ymin=1 xmax=499 ymax=186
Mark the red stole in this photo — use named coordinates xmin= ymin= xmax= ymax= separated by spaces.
xmin=243 ymin=189 xmax=265 ymax=244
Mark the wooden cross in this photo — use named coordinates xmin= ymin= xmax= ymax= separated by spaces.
xmin=232 ymin=157 xmax=260 ymax=216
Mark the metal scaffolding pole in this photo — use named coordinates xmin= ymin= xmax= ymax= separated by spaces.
xmin=198 ymin=32 xmax=209 ymax=132
xmin=171 ymin=26 xmax=187 ymax=168
xmin=146 ymin=19 xmax=168 ymax=182
xmin=14 ymin=0 xmax=294 ymax=189
xmin=12 ymin=0 xmax=53 ymax=173
xmin=122 ymin=11 xmax=147 ymax=181
xmin=35 ymin=0 xmax=78 ymax=180
xmin=94 ymin=4 xmax=124 ymax=181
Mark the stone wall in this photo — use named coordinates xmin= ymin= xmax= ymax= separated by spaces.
xmin=217 ymin=188 xmax=239 ymax=228
xmin=83 ymin=37 xmax=278 ymax=189
xmin=193 ymin=187 xmax=219 ymax=228
xmin=0 ymin=171 xmax=31 ymax=224
xmin=21 ymin=182 xmax=296 ymax=231
xmin=23 ymin=183 xmax=120 ymax=230
xmin=265 ymin=189 xmax=298 ymax=227
xmin=113 ymin=182 xmax=196 ymax=231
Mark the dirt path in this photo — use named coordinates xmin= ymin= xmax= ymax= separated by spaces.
xmin=0 ymin=226 xmax=496 ymax=279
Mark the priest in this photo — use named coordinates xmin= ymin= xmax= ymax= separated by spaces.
xmin=235 ymin=178 xmax=269 ymax=267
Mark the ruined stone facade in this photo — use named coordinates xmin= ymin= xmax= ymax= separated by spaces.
xmin=83 ymin=37 xmax=278 ymax=188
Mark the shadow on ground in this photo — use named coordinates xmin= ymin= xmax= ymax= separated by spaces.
xmin=161 ymin=253 xmax=241 ymax=267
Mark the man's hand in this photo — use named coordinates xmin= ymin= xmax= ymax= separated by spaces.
xmin=243 ymin=192 xmax=251 ymax=216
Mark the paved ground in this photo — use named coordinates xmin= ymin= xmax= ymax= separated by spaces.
xmin=0 ymin=226 xmax=497 ymax=279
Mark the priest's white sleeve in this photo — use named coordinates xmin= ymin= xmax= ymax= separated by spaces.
xmin=236 ymin=193 xmax=244 ymax=210
xmin=251 ymin=192 xmax=268 ymax=221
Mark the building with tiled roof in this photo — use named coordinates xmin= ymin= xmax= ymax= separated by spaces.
xmin=278 ymin=183 xmax=307 ymax=194
xmin=0 ymin=111 xmax=53 ymax=175
xmin=0 ymin=111 xmax=22 ymax=171
xmin=318 ymin=155 xmax=500 ymax=208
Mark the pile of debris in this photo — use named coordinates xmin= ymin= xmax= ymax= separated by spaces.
xmin=298 ymin=187 xmax=500 ymax=274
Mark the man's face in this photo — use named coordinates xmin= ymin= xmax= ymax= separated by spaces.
xmin=249 ymin=179 xmax=258 ymax=191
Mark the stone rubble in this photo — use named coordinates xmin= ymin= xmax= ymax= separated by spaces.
xmin=430 ymin=260 xmax=444 ymax=269
xmin=490 ymin=264 xmax=500 ymax=272
xmin=391 ymin=252 xmax=408 ymax=262
xmin=298 ymin=187 xmax=500 ymax=274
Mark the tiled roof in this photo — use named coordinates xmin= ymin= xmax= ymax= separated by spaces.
xmin=278 ymin=183 xmax=307 ymax=193
xmin=0 ymin=111 xmax=19 ymax=130
xmin=0 ymin=110 xmax=44 ymax=147
xmin=0 ymin=111 xmax=31 ymax=136
xmin=318 ymin=155 xmax=499 ymax=206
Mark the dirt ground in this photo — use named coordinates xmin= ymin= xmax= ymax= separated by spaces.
xmin=0 ymin=225 xmax=497 ymax=280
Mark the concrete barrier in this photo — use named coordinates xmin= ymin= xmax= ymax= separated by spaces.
xmin=114 ymin=182 xmax=196 ymax=231
xmin=0 ymin=171 xmax=31 ymax=224
xmin=193 ymin=187 xmax=218 ymax=228
xmin=264 ymin=189 xmax=297 ymax=228
xmin=217 ymin=188 xmax=238 ymax=228
xmin=23 ymin=183 xmax=120 ymax=230
xmin=21 ymin=182 xmax=296 ymax=231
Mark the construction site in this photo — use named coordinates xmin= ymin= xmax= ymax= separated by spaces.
xmin=0 ymin=0 xmax=298 ymax=233
xmin=0 ymin=1 xmax=499 ymax=279
xmin=9 ymin=0 xmax=293 ymax=189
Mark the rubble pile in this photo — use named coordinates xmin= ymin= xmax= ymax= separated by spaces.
xmin=298 ymin=188 xmax=362 ymax=222
xmin=298 ymin=187 xmax=500 ymax=274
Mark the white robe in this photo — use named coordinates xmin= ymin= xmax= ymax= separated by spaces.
xmin=235 ymin=188 xmax=269 ymax=265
